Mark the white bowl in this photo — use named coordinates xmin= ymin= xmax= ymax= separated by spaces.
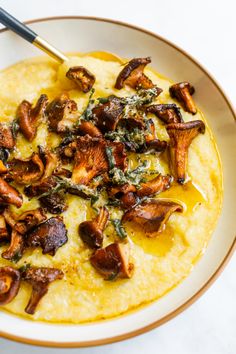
xmin=0 ymin=16 xmax=235 ymax=347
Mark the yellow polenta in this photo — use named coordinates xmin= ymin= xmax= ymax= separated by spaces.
xmin=0 ymin=53 xmax=222 ymax=323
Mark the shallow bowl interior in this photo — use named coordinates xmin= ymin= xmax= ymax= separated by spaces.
xmin=0 ymin=17 xmax=235 ymax=347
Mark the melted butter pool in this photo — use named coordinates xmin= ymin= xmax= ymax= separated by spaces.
xmin=126 ymin=181 xmax=206 ymax=257
xmin=159 ymin=181 xmax=206 ymax=214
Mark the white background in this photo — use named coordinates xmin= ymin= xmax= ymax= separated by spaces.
xmin=0 ymin=0 xmax=235 ymax=353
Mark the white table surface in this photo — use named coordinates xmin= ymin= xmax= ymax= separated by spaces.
xmin=0 ymin=0 xmax=235 ymax=353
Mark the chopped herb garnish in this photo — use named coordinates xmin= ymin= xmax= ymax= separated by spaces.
xmin=90 ymin=194 xmax=99 ymax=206
xmin=36 ymin=177 xmax=97 ymax=200
xmin=105 ymin=146 xmax=116 ymax=170
xmin=105 ymin=127 xmax=146 ymax=150
xmin=19 ymin=263 xmax=31 ymax=273
xmin=97 ymin=97 xmax=109 ymax=104
xmin=11 ymin=251 xmax=22 ymax=263
xmin=107 ymin=160 xmax=150 ymax=187
xmin=11 ymin=119 xmax=19 ymax=139
xmin=112 ymin=219 xmax=127 ymax=239
xmin=78 ymin=88 xmax=95 ymax=123
xmin=107 ymin=199 xmax=121 ymax=207
xmin=0 ymin=147 xmax=9 ymax=163
xmin=121 ymin=87 xmax=159 ymax=107
xmin=106 ymin=271 xmax=119 ymax=281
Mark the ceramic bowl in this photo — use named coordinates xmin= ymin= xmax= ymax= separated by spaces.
xmin=0 ymin=16 xmax=235 ymax=347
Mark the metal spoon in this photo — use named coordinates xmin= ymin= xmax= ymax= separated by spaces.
xmin=0 ymin=7 xmax=68 ymax=63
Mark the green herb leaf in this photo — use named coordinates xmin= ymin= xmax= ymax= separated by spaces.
xmin=105 ymin=146 xmax=116 ymax=170
xmin=78 ymin=88 xmax=95 ymax=123
xmin=97 ymin=97 xmax=109 ymax=104
xmin=18 ymin=263 xmax=31 ymax=273
xmin=36 ymin=177 xmax=97 ymax=200
xmin=106 ymin=271 xmax=119 ymax=281
xmin=0 ymin=147 xmax=9 ymax=163
xmin=121 ymin=87 xmax=159 ymax=107
xmin=112 ymin=219 xmax=127 ymax=239
xmin=11 ymin=119 xmax=19 ymax=139
xmin=11 ymin=251 xmax=22 ymax=263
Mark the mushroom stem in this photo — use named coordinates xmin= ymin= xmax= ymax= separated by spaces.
xmin=2 ymin=230 xmax=24 ymax=262
xmin=22 ymin=267 xmax=64 ymax=314
xmin=0 ymin=177 xmax=22 ymax=208
xmin=0 ymin=215 xmax=8 ymax=240
xmin=95 ymin=207 xmax=109 ymax=230
xmin=25 ymin=283 xmax=48 ymax=315
xmin=166 ymin=120 xmax=205 ymax=184
xmin=17 ymin=94 xmax=48 ymax=142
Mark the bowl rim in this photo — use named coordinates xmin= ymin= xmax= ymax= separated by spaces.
xmin=0 ymin=15 xmax=235 ymax=348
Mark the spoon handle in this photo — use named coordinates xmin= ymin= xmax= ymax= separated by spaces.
xmin=0 ymin=7 xmax=68 ymax=63
xmin=0 ymin=6 xmax=37 ymax=42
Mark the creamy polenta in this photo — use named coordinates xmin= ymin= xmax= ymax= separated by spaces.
xmin=0 ymin=52 xmax=222 ymax=323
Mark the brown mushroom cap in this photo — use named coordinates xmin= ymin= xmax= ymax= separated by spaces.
xmin=146 ymin=104 xmax=183 ymax=124
xmin=108 ymin=175 xmax=173 ymax=209
xmin=17 ymin=94 xmax=48 ymax=142
xmin=23 ymin=175 xmax=67 ymax=214
xmin=38 ymin=147 xmax=59 ymax=180
xmin=58 ymin=140 xmax=77 ymax=162
xmin=166 ymin=120 xmax=205 ymax=184
xmin=0 ymin=266 xmax=21 ymax=305
xmin=72 ymin=135 xmax=127 ymax=185
xmin=76 ymin=121 xmax=102 ymax=138
xmin=40 ymin=190 xmax=68 ymax=215
xmin=108 ymin=184 xmax=137 ymax=209
xmin=169 ymin=82 xmax=197 ymax=115
xmin=79 ymin=206 xmax=109 ymax=249
xmin=14 ymin=208 xmax=47 ymax=235
xmin=2 ymin=208 xmax=16 ymax=229
xmin=108 ymin=183 xmax=137 ymax=199
xmin=9 ymin=152 xmax=44 ymax=185
xmin=90 ymin=242 xmax=134 ymax=280
xmin=27 ymin=217 xmax=68 ymax=256
xmin=2 ymin=208 xmax=49 ymax=261
xmin=92 ymin=95 xmax=124 ymax=133
xmin=108 ymin=141 xmax=127 ymax=171
xmin=2 ymin=229 xmax=24 ymax=262
xmin=0 ymin=177 xmax=23 ymax=208
xmin=115 ymin=57 xmax=155 ymax=90
xmin=72 ymin=136 xmax=108 ymax=185
xmin=53 ymin=167 xmax=72 ymax=178
xmin=24 ymin=176 xmax=57 ymax=198
xmin=0 ymin=123 xmax=15 ymax=149
xmin=45 ymin=94 xmax=78 ymax=133
xmin=137 ymin=174 xmax=174 ymax=198
xmin=66 ymin=66 xmax=95 ymax=93
xmin=22 ymin=267 xmax=64 ymax=314
xmin=120 ymin=192 xmax=137 ymax=209
xmin=122 ymin=199 xmax=183 ymax=236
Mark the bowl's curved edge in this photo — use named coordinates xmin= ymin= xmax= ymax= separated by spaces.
xmin=0 ymin=16 xmax=235 ymax=348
